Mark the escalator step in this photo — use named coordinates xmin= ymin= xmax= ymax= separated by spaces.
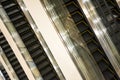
xmin=0 ymin=0 xmax=8 ymax=3
xmin=7 ymin=52 xmax=14 ymax=58
xmin=65 ymin=1 xmax=78 ymax=13
xmin=2 ymin=44 xmax=9 ymax=48
xmin=11 ymin=60 xmax=19 ymax=66
xmin=87 ymin=40 xmax=99 ymax=51
xmin=103 ymin=70 xmax=115 ymax=80
xmin=3 ymin=3 xmax=16 ymax=9
xmin=63 ymin=0 xmax=71 ymax=3
xmin=12 ymin=17 xmax=25 ymax=25
xmin=15 ymin=21 xmax=27 ymax=27
xmin=31 ymin=50 xmax=44 ymax=59
xmin=43 ymin=72 xmax=56 ymax=80
xmin=11 ymin=15 xmax=23 ymax=22
xmin=1 ymin=0 xmax=12 ymax=6
xmin=40 ymin=66 xmax=53 ymax=76
xmin=9 ymin=56 xmax=16 ymax=62
xmin=16 ymin=69 xmax=24 ymax=74
xmin=77 ymin=22 xmax=89 ymax=32
xmin=25 ymin=38 xmax=37 ymax=46
xmin=71 ymin=12 xmax=83 ymax=23
xmin=0 ymin=34 xmax=4 ymax=39
xmin=21 ymin=32 xmax=34 ymax=40
xmin=14 ymin=65 xmax=21 ymax=71
xmin=7 ymin=9 xmax=20 ymax=16
xmin=28 ymin=46 xmax=41 ymax=53
xmin=37 ymin=60 xmax=50 ymax=70
xmin=82 ymin=30 xmax=93 ymax=41
xmin=4 ymin=48 xmax=11 ymax=53
xmin=93 ymin=51 xmax=103 ymax=62
xmin=18 ymin=26 xmax=30 ymax=34
xmin=28 ymin=44 xmax=40 ymax=52
xmin=98 ymin=61 xmax=109 ymax=72
xmin=19 ymin=73 xmax=28 ymax=80
xmin=0 ymin=39 xmax=7 ymax=44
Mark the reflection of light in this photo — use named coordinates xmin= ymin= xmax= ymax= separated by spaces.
xmin=93 ymin=18 xmax=99 ymax=24
xmin=30 ymin=23 xmax=36 ymax=30
xmin=60 ymin=31 xmax=75 ymax=52
xmin=46 ymin=5 xmax=54 ymax=11
xmin=102 ymin=27 xmax=107 ymax=33
xmin=68 ymin=45 xmax=74 ymax=52
xmin=82 ymin=8 xmax=90 ymax=18
xmin=83 ymin=0 xmax=89 ymax=3
xmin=52 ymin=16 xmax=58 ymax=21
xmin=11 ymin=32 xmax=17 ymax=38
xmin=94 ymin=27 xmax=106 ymax=38
xmin=94 ymin=28 xmax=99 ymax=36
xmin=93 ymin=17 xmax=101 ymax=24
xmin=93 ymin=19 xmax=98 ymax=23
xmin=0 ymin=71 xmax=5 ymax=80
xmin=60 ymin=31 xmax=68 ymax=40
xmin=20 ymin=3 xmax=28 ymax=11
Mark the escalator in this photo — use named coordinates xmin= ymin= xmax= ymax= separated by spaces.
xmin=0 ymin=32 xmax=28 ymax=80
xmin=63 ymin=0 xmax=119 ymax=80
xmin=0 ymin=0 xmax=60 ymax=80
xmin=92 ymin=0 xmax=120 ymax=53
xmin=1 ymin=67 xmax=10 ymax=80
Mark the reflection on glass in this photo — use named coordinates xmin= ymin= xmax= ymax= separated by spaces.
xmin=41 ymin=0 xmax=105 ymax=80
